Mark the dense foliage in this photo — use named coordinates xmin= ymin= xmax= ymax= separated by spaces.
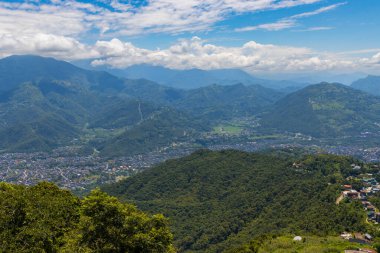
xmin=104 ymin=150 xmax=367 ymax=252
xmin=0 ymin=182 xmax=174 ymax=253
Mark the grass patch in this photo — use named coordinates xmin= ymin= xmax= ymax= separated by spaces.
xmin=213 ymin=124 xmax=244 ymax=135
xmin=259 ymin=236 xmax=374 ymax=253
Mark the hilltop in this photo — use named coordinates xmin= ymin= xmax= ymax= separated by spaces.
xmin=103 ymin=149 xmax=369 ymax=252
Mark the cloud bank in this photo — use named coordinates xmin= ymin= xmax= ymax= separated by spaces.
xmin=0 ymin=0 xmax=378 ymax=74
xmin=91 ymin=37 xmax=356 ymax=73
xmin=1 ymin=33 xmax=377 ymax=74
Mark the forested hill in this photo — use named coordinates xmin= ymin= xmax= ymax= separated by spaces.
xmin=260 ymin=82 xmax=380 ymax=137
xmin=103 ymin=150 xmax=368 ymax=252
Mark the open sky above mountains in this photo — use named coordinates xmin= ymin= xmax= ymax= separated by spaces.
xmin=0 ymin=0 xmax=379 ymax=76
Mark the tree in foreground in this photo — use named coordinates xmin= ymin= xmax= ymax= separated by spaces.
xmin=0 ymin=183 xmax=175 ymax=253
xmin=62 ymin=188 xmax=175 ymax=253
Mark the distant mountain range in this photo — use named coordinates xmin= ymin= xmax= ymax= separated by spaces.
xmin=75 ymin=61 xmax=309 ymax=91
xmin=1 ymin=55 xmax=380 ymax=154
xmin=351 ymin=75 xmax=380 ymax=96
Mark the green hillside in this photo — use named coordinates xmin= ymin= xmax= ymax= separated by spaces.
xmin=227 ymin=235 xmax=375 ymax=253
xmin=0 ymin=56 xmax=209 ymax=153
xmin=260 ymin=82 xmax=380 ymax=138
xmin=98 ymin=108 xmax=208 ymax=157
xmin=123 ymin=81 xmax=283 ymax=121
xmin=175 ymin=83 xmax=283 ymax=121
xmin=103 ymin=150 xmax=368 ymax=252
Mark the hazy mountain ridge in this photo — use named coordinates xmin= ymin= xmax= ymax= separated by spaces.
xmin=351 ymin=75 xmax=380 ymax=96
xmin=76 ymin=61 xmax=308 ymax=91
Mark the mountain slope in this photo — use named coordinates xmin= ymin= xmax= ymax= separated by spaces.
xmin=0 ymin=55 xmax=125 ymax=92
xmin=260 ymin=82 xmax=380 ymax=137
xmin=175 ymin=83 xmax=283 ymax=120
xmin=0 ymin=55 xmax=205 ymax=153
xmin=0 ymin=83 xmax=82 ymax=151
xmin=103 ymin=150 xmax=366 ymax=252
xmin=351 ymin=75 xmax=380 ymax=96
xmin=123 ymin=79 xmax=186 ymax=104
xmin=97 ymin=108 xmax=207 ymax=157
xmin=123 ymin=81 xmax=283 ymax=121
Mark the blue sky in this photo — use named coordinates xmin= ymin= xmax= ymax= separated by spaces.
xmin=0 ymin=0 xmax=379 ymax=75
xmin=124 ymin=0 xmax=380 ymax=54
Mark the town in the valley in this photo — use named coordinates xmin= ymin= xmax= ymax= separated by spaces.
xmin=1 ymin=139 xmax=380 ymax=192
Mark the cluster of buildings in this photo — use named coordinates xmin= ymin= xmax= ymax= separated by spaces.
xmin=341 ymin=231 xmax=374 ymax=245
xmin=327 ymin=146 xmax=380 ymax=163
xmin=0 ymin=146 xmax=196 ymax=191
xmin=337 ymin=165 xmax=380 ymax=252
xmin=340 ymin=170 xmax=380 ymax=224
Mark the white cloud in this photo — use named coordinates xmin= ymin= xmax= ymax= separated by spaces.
xmin=236 ymin=2 xmax=345 ymax=32
xmin=0 ymin=33 xmax=378 ymax=74
xmin=90 ymin=37 xmax=357 ymax=73
xmin=0 ymin=0 xmax=324 ymax=37
xmin=0 ymin=33 xmax=97 ymax=60
xmin=360 ymin=52 xmax=380 ymax=66
xmin=295 ymin=26 xmax=333 ymax=32
xmin=291 ymin=2 xmax=346 ymax=18
xmin=236 ymin=20 xmax=296 ymax=32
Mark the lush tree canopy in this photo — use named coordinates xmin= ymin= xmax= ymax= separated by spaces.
xmin=104 ymin=150 xmax=367 ymax=252
xmin=0 ymin=182 xmax=174 ymax=253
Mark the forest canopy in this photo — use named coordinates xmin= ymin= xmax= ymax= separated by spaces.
xmin=0 ymin=182 xmax=174 ymax=253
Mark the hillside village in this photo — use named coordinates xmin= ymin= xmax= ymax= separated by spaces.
xmin=335 ymin=163 xmax=380 ymax=251
xmin=339 ymin=164 xmax=380 ymax=223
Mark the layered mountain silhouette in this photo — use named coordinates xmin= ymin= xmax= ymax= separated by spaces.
xmin=1 ymin=55 xmax=379 ymax=153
